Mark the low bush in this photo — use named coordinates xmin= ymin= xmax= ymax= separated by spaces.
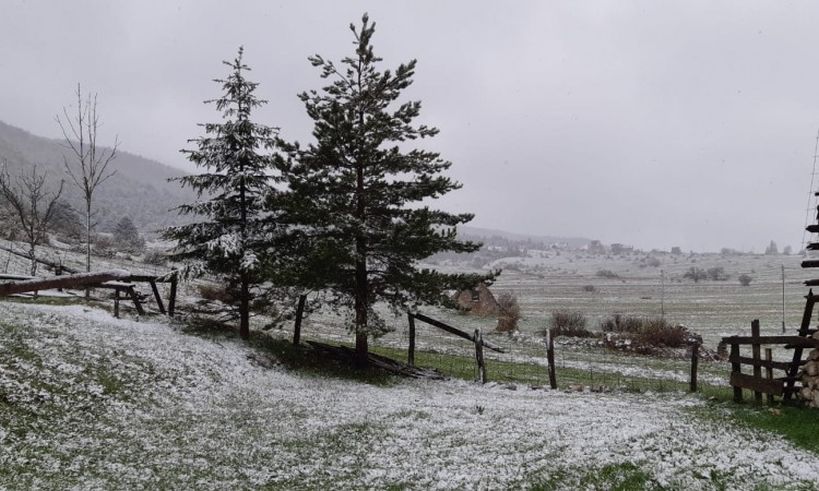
xmin=547 ymin=310 xmax=595 ymax=338
xmin=495 ymin=292 xmax=520 ymax=332
xmin=683 ymin=267 xmax=707 ymax=282
xmin=596 ymin=269 xmax=619 ymax=279
xmin=581 ymin=284 xmax=596 ymax=293
xmin=600 ymin=314 xmax=689 ymax=353
xmin=706 ymin=266 xmax=729 ymax=281
xmin=600 ymin=313 xmax=642 ymax=333
xmin=197 ymin=283 xmax=235 ymax=304
xmin=738 ymin=274 xmax=753 ymax=286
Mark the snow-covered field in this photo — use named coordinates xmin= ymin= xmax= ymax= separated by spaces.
xmin=1 ymin=301 xmax=818 ymax=489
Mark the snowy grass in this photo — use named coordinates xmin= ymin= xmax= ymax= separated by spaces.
xmin=2 ymin=301 xmax=819 ymax=489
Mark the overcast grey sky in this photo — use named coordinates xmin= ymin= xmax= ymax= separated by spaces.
xmin=2 ymin=0 xmax=818 ymax=252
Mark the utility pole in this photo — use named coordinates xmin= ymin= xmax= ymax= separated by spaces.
xmin=782 ymin=264 xmax=786 ymax=334
xmin=660 ymin=269 xmax=665 ymax=319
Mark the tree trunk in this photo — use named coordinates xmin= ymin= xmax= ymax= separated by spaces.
xmin=354 ymin=259 xmax=369 ymax=367
xmin=0 ymin=270 xmax=130 ymax=296
xmin=353 ymin=86 xmax=369 ymax=368
xmin=239 ymin=275 xmax=250 ymax=339
xmin=85 ymin=198 xmax=91 ymax=299
xmin=29 ymin=244 xmax=36 ymax=277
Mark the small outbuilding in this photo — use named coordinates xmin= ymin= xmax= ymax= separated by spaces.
xmin=452 ymin=283 xmax=499 ymax=316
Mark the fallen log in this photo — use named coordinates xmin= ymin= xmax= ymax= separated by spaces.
xmin=0 ymin=270 xmax=131 ymax=297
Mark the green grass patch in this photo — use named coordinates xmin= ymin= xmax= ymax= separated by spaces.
xmin=369 ymin=344 xmax=734 ymax=397
xmin=730 ymin=404 xmax=819 ymax=454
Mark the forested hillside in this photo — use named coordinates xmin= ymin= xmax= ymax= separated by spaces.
xmin=0 ymin=120 xmax=194 ymax=232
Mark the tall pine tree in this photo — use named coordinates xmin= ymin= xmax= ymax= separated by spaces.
xmin=279 ymin=14 xmax=493 ymax=365
xmin=165 ymin=47 xmax=279 ymax=339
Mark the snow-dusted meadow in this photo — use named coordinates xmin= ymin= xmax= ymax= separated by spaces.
xmin=2 ymin=301 xmax=819 ymax=489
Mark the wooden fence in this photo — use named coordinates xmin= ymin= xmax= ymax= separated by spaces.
xmin=722 ymin=319 xmax=819 ymax=404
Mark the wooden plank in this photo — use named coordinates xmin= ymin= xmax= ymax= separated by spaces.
xmin=765 ymin=349 xmax=775 ymax=405
xmin=807 ymin=224 xmax=819 ymax=234
xmin=807 ymin=242 xmax=819 ymax=251
xmin=690 ymin=341 xmax=699 ymax=393
xmin=293 ymin=294 xmax=306 ymax=346
xmin=805 ymin=279 xmax=819 ymax=287
xmin=720 ymin=335 xmax=819 ymax=348
xmin=547 ymin=329 xmax=557 ymax=389
xmin=474 ymin=329 xmax=486 ymax=384
xmin=96 ymin=281 xmax=136 ymax=289
xmin=730 ymin=372 xmax=784 ymax=396
xmin=407 ymin=312 xmax=416 ymax=367
xmin=730 ymin=343 xmax=742 ymax=402
xmin=168 ymin=272 xmax=178 ymax=317
xmin=727 ymin=355 xmax=796 ymax=370
xmin=412 ymin=312 xmax=506 ymax=353
xmin=149 ymin=280 xmax=166 ymax=314
xmin=786 ymin=291 xmax=814 ymax=400
xmin=0 ymin=270 xmax=130 ymax=296
xmin=751 ymin=320 xmax=762 ymax=403
xmin=802 ymin=260 xmax=819 ymax=269
xmin=127 ymin=286 xmax=146 ymax=316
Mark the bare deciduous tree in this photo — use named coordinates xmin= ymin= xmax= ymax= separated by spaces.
xmin=56 ymin=83 xmax=119 ymax=276
xmin=0 ymin=161 xmax=64 ymax=275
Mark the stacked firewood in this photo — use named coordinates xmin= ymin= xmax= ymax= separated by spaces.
xmin=798 ymin=333 xmax=819 ymax=407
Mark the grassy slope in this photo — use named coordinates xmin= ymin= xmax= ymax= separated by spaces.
xmin=4 ymin=302 xmax=819 ymax=489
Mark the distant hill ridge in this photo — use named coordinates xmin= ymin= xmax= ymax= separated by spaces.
xmin=0 ymin=120 xmax=194 ymax=232
xmin=458 ymin=226 xmax=590 ymax=249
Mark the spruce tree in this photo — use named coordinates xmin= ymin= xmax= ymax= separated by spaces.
xmin=113 ymin=216 xmax=144 ymax=251
xmin=279 ymin=14 xmax=493 ymax=365
xmin=165 ymin=47 xmax=278 ymax=339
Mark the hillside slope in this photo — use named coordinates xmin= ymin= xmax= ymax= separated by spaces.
xmin=0 ymin=120 xmax=194 ymax=232
xmin=1 ymin=301 xmax=818 ymax=489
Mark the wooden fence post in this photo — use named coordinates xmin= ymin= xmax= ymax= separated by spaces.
xmin=751 ymin=319 xmax=763 ymax=403
xmin=731 ymin=342 xmax=742 ymax=402
xmin=127 ymin=286 xmax=145 ymax=316
xmin=293 ymin=294 xmax=307 ymax=346
xmin=474 ymin=328 xmax=486 ymax=384
xmin=407 ymin=313 xmax=416 ymax=367
xmin=168 ymin=272 xmax=178 ymax=317
xmin=547 ymin=328 xmax=557 ymax=389
xmin=113 ymin=289 xmax=120 ymax=318
xmin=149 ymin=280 xmax=166 ymax=314
xmin=765 ymin=348 xmax=774 ymax=405
xmin=689 ymin=340 xmax=700 ymax=393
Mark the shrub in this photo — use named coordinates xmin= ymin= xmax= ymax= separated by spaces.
xmin=581 ymin=284 xmax=596 ymax=293
xmin=596 ymin=269 xmax=619 ymax=279
xmin=198 ymin=283 xmax=235 ymax=304
xmin=113 ymin=216 xmax=145 ymax=252
xmin=495 ymin=292 xmax=520 ymax=332
xmin=706 ymin=266 xmax=729 ymax=281
xmin=683 ymin=267 xmax=707 ymax=283
xmin=645 ymin=256 xmax=661 ymax=267
xmin=633 ymin=318 xmax=687 ymax=348
xmin=738 ymin=274 xmax=753 ymax=286
xmin=600 ymin=313 xmax=643 ymax=333
xmin=548 ymin=310 xmax=595 ymax=338
xmin=600 ymin=314 xmax=690 ymax=353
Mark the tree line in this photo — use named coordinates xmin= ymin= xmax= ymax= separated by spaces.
xmin=163 ymin=14 xmax=494 ymax=365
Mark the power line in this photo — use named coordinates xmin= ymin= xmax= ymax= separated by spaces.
xmin=801 ymin=128 xmax=819 ymax=250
